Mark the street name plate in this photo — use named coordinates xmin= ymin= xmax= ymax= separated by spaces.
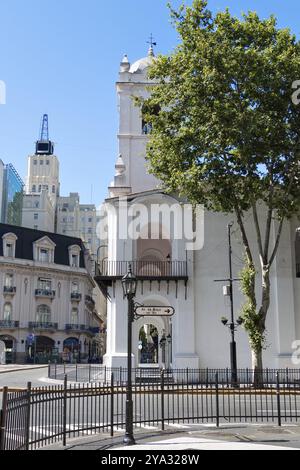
xmin=135 ymin=306 xmax=175 ymax=317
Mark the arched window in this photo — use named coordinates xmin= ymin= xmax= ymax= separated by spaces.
xmin=71 ymin=308 xmax=79 ymax=325
xmin=3 ymin=303 xmax=12 ymax=321
xmin=36 ymin=305 xmax=51 ymax=323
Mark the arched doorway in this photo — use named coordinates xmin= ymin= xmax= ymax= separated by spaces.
xmin=139 ymin=324 xmax=159 ymax=365
xmin=63 ymin=338 xmax=80 ymax=363
xmin=27 ymin=336 xmax=55 ymax=364
xmin=0 ymin=335 xmax=16 ymax=364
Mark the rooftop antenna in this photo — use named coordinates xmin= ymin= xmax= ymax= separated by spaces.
xmin=147 ymin=34 xmax=157 ymax=56
xmin=39 ymin=114 xmax=49 ymax=141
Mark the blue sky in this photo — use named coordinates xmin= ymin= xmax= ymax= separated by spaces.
xmin=0 ymin=0 xmax=299 ymax=206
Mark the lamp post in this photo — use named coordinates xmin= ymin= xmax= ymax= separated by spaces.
xmin=167 ymin=334 xmax=172 ymax=370
xmin=159 ymin=332 xmax=167 ymax=368
xmin=122 ymin=264 xmax=138 ymax=446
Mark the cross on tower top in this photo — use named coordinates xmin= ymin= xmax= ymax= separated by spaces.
xmin=147 ymin=34 xmax=157 ymax=56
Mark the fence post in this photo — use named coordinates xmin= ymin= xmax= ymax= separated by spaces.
xmin=25 ymin=382 xmax=32 ymax=451
xmin=63 ymin=375 xmax=68 ymax=447
xmin=104 ymin=366 xmax=107 ymax=384
xmin=89 ymin=364 xmax=91 ymax=383
xmin=55 ymin=361 xmax=57 ymax=379
xmin=48 ymin=361 xmax=51 ymax=379
xmin=186 ymin=368 xmax=189 ymax=385
xmin=276 ymin=372 xmax=282 ymax=427
xmin=75 ymin=363 xmax=78 ymax=382
xmin=110 ymin=373 xmax=114 ymax=437
xmin=161 ymin=369 xmax=165 ymax=431
xmin=215 ymin=373 xmax=220 ymax=428
xmin=0 ymin=387 xmax=8 ymax=451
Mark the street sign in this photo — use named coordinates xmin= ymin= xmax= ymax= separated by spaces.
xmin=135 ymin=306 xmax=175 ymax=317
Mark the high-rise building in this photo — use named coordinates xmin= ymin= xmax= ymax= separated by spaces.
xmin=0 ymin=161 xmax=24 ymax=226
xmin=22 ymin=115 xmax=100 ymax=257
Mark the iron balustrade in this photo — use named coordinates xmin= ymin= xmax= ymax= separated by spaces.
xmin=35 ymin=289 xmax=56 ymax=299
xmin=3 ymin=286 xmax=16 ymax=294
xmin=1 ymin=368 xmax=300 ymax=451
xmin=0 ymin=320 xmax=19 ymax=329
xmin=96 ymin=260 xmax=188 ymax=279
xmin=71 ymin=293 xmax=82 ymax=301
xmin=28 ymin=322 xmax=58 ymax=331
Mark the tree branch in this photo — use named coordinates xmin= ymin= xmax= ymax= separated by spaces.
xmin=269 ymin=217 xmax=285 ymax=267
xmin=252 ymin=202 xmax=264 ymax=264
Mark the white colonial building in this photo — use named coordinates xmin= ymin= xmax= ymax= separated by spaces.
xmin=96 ymin=47 xmax=300 ymax=371
xmin=0 ymin=223 xmax=104 ymax=364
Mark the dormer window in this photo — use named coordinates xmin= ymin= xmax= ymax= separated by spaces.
xmin=68 ymin=245 xmax=81 ymax=268
xmin=2 ymin=233 xmax=18 ymax=258
xmin=33 ymin=236 xmax=56 ymax=264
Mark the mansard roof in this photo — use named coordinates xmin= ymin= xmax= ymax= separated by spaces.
xmin=0 ymin=223 xmax=87 ymax=268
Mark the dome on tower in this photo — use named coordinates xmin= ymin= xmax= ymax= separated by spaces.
xmin=129 ymin=46 xmax=155 ymax=74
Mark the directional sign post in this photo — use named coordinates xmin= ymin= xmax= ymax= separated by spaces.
xmin=135 ymin=306 xmax=175 ymax=317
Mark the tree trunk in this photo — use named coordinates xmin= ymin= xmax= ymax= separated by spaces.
xmin=252 ymin=347 xmax=264 ymax=388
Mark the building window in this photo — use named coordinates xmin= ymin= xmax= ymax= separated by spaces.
xmin=5 ymin=274 xmax=13 ymax=288
xmin=40 ymin=160 xmax=44 ymax=165
xmin=39 ymin=249 xmax=50 ymax=263
xmin=71 ymin=308 xmax=79 ymax=324
xmin=36 ymin=305 xmax=51 ymax=323
xmin=35 ymin=201 xmax=39 ymax=208
xmin=46 ymin=160 xmax=50 ymax=165
xmin=88 ymin=228 xmax=92 ymax=234
xmin=71 ymin=254 xmax=79 ymax=268
xmin=34 ymin=225 xmax=38 ymax=230
xmin=38 ymin=278 xmax=52 ymax=291
xmin=34 ymin=213 xmax=38 ymax=220
xmin=68 ymin=245 xmax=81 ymax=268
xmin=52 ymin=185 xmax=56 ymax=194
xmin=72 ymin=282 xmax=79 ymax=294
xmin=33 ymin=160 xmax=37 ymax=165
xmin=38 ymin=185 xmax=42 ymax=192
xmin=3 ymin=303 xmax=12 ymax=321
xmin=88 ymin=218 xmax=92 ymax=223
xmin=32 ymin=185 xmax=36 ymax=192
xmin=2 ymin=233 xmax=18 ymax=258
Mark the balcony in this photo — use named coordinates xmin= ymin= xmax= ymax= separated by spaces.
xmin=71 ymin=293 xmax=82 ymax=302
xmin=0 ymin=320 xmax=19 ymax=329
xmin=65 ymin=324 xmax=87 ymax=333
xmin=85 ymin=295 xmax=95 ymax=309
xmin=29 ymin=322 xmax=58 ymax=332
xmin=95 ymin=260 xmax=188 ymax=282
xmin=35 ymin=289 xmax=56 ymax=299
xmin=3 ymin=286 xmax=16 ymax=295
xmin=65 ymin=324 xmax=99 ymax=335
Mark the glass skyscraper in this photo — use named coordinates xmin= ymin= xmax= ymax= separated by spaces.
xmin=1 ymin=163 xmax=24 ymax=226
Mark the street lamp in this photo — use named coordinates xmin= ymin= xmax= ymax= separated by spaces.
xmin=159 ymin=332 xmax=167 ymax=367
xmin=122 ymin=264 xmax=138 ymax=446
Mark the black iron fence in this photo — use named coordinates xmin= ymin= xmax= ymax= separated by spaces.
xmin=48 ymin=364 xmax=300 ymax=386
xmin=1 ymin=369 xmax=300 ymax=450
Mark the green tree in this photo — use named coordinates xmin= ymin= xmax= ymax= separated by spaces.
xmin=140 ymin=1 xmax=300 ymax=381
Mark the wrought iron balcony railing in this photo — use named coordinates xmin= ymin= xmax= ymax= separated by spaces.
xmin=96 ymin=260 xmax=188 ymax=280
xmin=0 ymin=320 xmax=19 ymax=329
xmin=65 ymin=324 xmax=100 ymax=335
xmin=35 ymin=289 xmax=56 ymax=299
xmin=71 ymin=293 xmax=82 ymax=301
xmin=85 ymin=295 xmax=95 ymax=307
xmin=29 ymin=322 xmax=58 ymax=331
xmin=3 ymin=286 xmax=16 ymax=294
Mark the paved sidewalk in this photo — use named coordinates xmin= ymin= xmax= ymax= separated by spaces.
xmin=42 ymin=423 xmax=300 ymax=451
xmin=0 ymin=364 xmax=48 ymax=374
